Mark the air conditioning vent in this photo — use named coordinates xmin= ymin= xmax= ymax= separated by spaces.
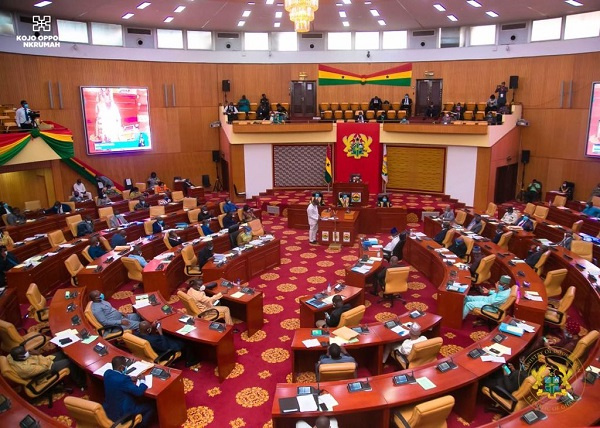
xmin=217 ymin=32 xmax=240 ymax=39
xmin=501 ymin=22 xmax=526 ymax=31
xmin=413 ymin=30 xmax=435 ymax=37
xmin=301 ymin=33 xmax=323 ymax=39
xmin=127 ymin=28 xmax=152 ymax=35
xmin=19 ymin=16 xmax=33 ymax=24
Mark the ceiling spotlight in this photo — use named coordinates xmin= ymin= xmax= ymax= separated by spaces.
xmin=137 ymin=2 xmax=151 ymax=9
xmin=164 ymin=16 xmax=174 ymax=22
xmin=122 ymin=13 xmax=134 ymax=19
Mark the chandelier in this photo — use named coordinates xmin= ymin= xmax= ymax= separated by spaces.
xmin=285 ymin=0 xmax=319 ymax=33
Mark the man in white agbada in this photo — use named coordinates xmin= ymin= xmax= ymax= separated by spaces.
xmin=382 ymin=322 xmax=427 ymax=364
xmin=307 ymin=198 xmax=320 ymax=245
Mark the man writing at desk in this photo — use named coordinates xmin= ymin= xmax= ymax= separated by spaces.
xmin=462 ymin=275 xmax=512 ymax=320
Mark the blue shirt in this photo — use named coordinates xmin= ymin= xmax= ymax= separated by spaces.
xmin=201 ymin=224 xmax=213 ymax=236
xmin=103 ymin=369 xmax=148 ymax=422
xmin=129 ymin=254 xmax=147 ymax=268
xmin=583 ymin=206 xmax=600 ymax=217
xmin=110 ymin=234 xmax=127 ymax=248
xmin=223 ymin=201 xmax=238 ymax=213
xmin=88 ymin=245 xmax=106 ymax=260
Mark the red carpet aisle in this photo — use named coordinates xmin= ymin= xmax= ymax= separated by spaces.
xmin=19 ymin=212 xmax=587 ymax=427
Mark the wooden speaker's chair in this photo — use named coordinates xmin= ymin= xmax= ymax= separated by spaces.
xmin=188 ymin=208 xmax=200 ymax=223
xmin=84 ymin=302 xmax=126 ymax=340
xmin=533 ymin=205 xmax=549 ymax=219
xmin=81 ymin=246 xmax=93 ymax=263
xmin=570 ymin=240 xmax=593 ymax=262
xmin=392 ymin=337 xmax=443 ymax=370
xmin=318 ymin=362 xmax=357 ymax=382
xmin=122 ymin=332 xmax=181 ymax=366
xmin=485 ymin=202 xmax=497 ymax=217
xmin=553 ymin=195 xmax=567 ymax=207
xmin=249 ymin=218 xmax=265 ymax=237
xmin=66 ymin=214 xmax=82 ymax=237
xmin=24 ymin=200 xmax=42 ymax=211
xmin=543 ymin=268 xmax=567 ymax=297
xmin=121 ymin=257 xmax=143 ymax=284
xmin=48 ymin=229 xmax=67 ymax=247
xmin=454 ymin=210 xmax=467 ymax=226
xmin=0 ymin=320 xmax=47 ymax=353
xmin=523 ymin=203 xmax=535 ymax=216
xmin=171 ymin=191 xmax=184 ymax=202
xmin=183 ymin=197 xmax=197 ymax=210
xmin=335 ymin=305 xmax=365 ymax=328
xmin=0 ymin=355 xmax=70 ymax=408
xmin=26 ymin=283 xmax=49 ymax=323
xmin=472 ymin=286 xmax=518 ymax=327
xmin=473 ymin=254 xmax=496 ymax=285
xmin=143 ymin=220 xmax=155 ymax=236
xmin=392 ymin=395 xmax=455 ymax=428
xmin=533 ymin=250 xmax=551 ymax=275
xmin=571 ymin=220 xmax=583 ymax=234
xmin=217 ymin=213 xmax=226 ymax=228
xmin=149 ymin=205 xmax=165 ymax=218
xmin=64 ymin=254 xmax=83 ymax=286
xmin=380 ymin=266 xmax=409 ymax=306
xmin=565 ymin=330 xmax=599 ymax=373
xmin=64 ymin=396 xmax=143 ymax=428
xmin=481 ymin=376 xmax=536 ymax=414
xmin=545 ymin=286 xmax=575 ymax=333
xmin=181 ymin=245 xmax=202 ymax=277
xmin=98 ymin=207 xmax=114 ymax=220
xmin=442 ymin=228 xmax=455 ymax=248
xmin=497 ymin=231 xmax=512 ymax=250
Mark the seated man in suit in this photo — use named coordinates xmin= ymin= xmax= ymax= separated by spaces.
xmin=440 ymin=205 xmax=455 ymax=222
xmin=372 ymin=256 xmax=399 ymax=296
xmin=525 ymin=245 xmax=548 ymax=269
xmin=466 ymin=214 xmax=483 ymax=234
xmin=481 ymin=361 xmax=528 ymax=410
xmin=448 ymin=236 xmax=467 ymax=258
xmin=45 ymin=201 xmax=72 ymax=215
xmin=236 ymin=225 xmax=253 ymax=247
xmin=462 ymin=275 xmax=512 ymax=320
xmin=167 ymin=230 xmax=182 ymax=248
xmin=558 ymin=231 xmax=573 ymax=250
xmin=197 ymin=242 xmax=214 ymax=269
xmin=134 ymin=196 xmax=150 ymax=211
xmin=315 ymin=295 xmax=351 ymax=328
xmin=152 ymin=219 xmax=165 ymax=235
xmin=296 ymin=416 xmax=338 ymax=428
xmin=200 ymin=219 xmax=213 ymax=236
xmin=76 ymin=215 xmax=95 ymax=237
xmin=90 ymin=289 xmax=142 ymax=331
xmin=400 ymin=94 xmax=412 ymax=117
xmin=222 ymin=212 xmax=237 ymax=229
xmin=433 ymin=222 xmax=452 ymax=245
xmin=88 ymin=237 xmax=107 ymax=259
xmin=198 ymin=206 xmax=212 ymax=221
xmin=0 ymin=245 xmax=18 ymax=286
xmin=315 ymin=344 xmax=356 ymax=380
xmin=514 ymin=214 xmax=534 ymax=231
xmin=6 ymin=207 xmax=26 ymax=225
xmin=103 ymin=356 xmax=155 ymax=427
xmin=501 ymin=206 xmax=518 ymax=225
xmin=382 ymin=227 xmax=401 ymax=260
xmin=186 ymin=280 xmax=233 ymax=325
xmin=582 ymin=201 xmax=600 ymax=218
xmin=382 ymin=322 xmax=426 ymax=364
xmin=492 ymin=223 xmax=505 ymax=244
xmin=137 ymin=321 xmax=197 ymax=367
xmin=69 ymin=191 xmax=86 ymax=203
xmin=110 ymin=230 xmax=128 ymax=249
xmin=222 ymin=197 xmax=238 ymax=214
xmin=108 ymin=210 xmax=128 ymax=228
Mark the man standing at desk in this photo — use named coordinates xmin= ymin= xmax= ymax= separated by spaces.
xmin=103 ymin=356 xmax=155 ymax=427
xmin=307 ymin=198 xmax=320 ymax=246
xmin=90 ymin=290 xmax=141 ymax=331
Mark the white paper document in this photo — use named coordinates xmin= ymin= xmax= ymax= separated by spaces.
xmin=318 ymin=393 xmax=338 ymax=410
xmin=515 ymin=322 xmax=536 ymax=333
xmin=132 ymin=300 xmax=150 ymax=309
xmin=302 ymin=339 xmax=321 ymax=348
xmin=481 ymin=355 xmax=506 ymax=363
xmin=136 ymin=375 xmax=153 ymax=388
xmin=484 ymin=344 xmax=512 ymax=356
xmin=50 ymin=334 xmax=81 ymax=348
xmin=297 ymin=394 xmax=318 ymax=412
xmin=93 ymin=362 xmax=113 ymax=377
xmin=127 ymin=361 xmax=154 ymax=378
xmin=391 ymin=325 xmax=409 ymax=336
xmin=230 ymin=291 xmax=245 ymax=299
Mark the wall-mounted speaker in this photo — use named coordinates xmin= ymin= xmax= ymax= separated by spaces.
xmin=521 ymin=150 xmax=530 ymax=164
xmin=212 ymin=150 xmax=220 ymax=163
xmin=509 ymin=75 xmax=519 ymax=89
xmin=222 ymin=80 xmax=230 ymax=92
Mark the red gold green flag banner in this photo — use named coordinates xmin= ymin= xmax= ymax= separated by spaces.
xmin=318 ymin=63 xmax=412 ymax=86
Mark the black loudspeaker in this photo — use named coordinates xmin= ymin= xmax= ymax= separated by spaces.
xmin=222 ymin=80 xmax=230 ymax=92
xmin=521 ymin=150 xmax=530 ymax=164
xmin=509 ymin=75 xmax=519 ymax=89
xmin=212 ymin=150 xmax=220 ymax=162
xmin=202 ymin=174 xmax=210 ymax=187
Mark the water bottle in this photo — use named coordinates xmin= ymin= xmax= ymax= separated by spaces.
xmin=327 ymin=283 xmax=332 ymax=294
xmin=236 ymin=278 xmax=241 ymax=290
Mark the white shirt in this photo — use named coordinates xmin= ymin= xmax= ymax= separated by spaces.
xmin=396 ymin=335 xmax=427 ymax=355
xmin=296 ymin=418 xmax=338 ymax=428
xmin=383 ymin=235 xmax=400 ymax=252
xmin=501 ymin=211 xmax=518 ymax=225
xmin=307 ymin=203 xmax=319 ymax=225
xmin=224 ymin=105 xmax=238 ymax=114
xmin=73 ymin=182 xmax=87 ymax=194
xmin=15 ymin=107 xmax=30 ymax=127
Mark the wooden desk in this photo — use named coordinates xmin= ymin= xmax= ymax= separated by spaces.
xmin=544 ymin=205 xmax=600 ymax=237
xmin=0 ymin=376 xmax=63 ymax=427
xmin=530 ymin=218 xmax=600 ymax=263
xmin=332 ymin=182 xmax=370 ymax=207
xmin=298 ymin=285 xmax=365 ymax=328
xmin=0 ymin=287 xmax=22 ymax=327
xmin=290 ymin=312 xmax=441 ymax=381
xmin=344 ymin=248 xmax=383 ymax=289
xmin=48 ymin=287 xmax=187 ymax=428
xmin=9 ymin=236 xmax=51 ymax=262
xmin=4 ymin=208 xmax=96 ymax=242
xmin=318 ymin=210 xmax=359 ymax=247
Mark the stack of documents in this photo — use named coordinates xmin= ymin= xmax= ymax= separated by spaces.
xmin=524 ymin=291 xmax=543 ymax=302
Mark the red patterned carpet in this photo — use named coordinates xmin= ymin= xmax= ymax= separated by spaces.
xmin=18 ymin=202 xmax=587 ymax=428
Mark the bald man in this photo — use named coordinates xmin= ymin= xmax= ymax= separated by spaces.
xmin=296 ymin=416 xmax=339 ymax=428
xmin=90 ymin=290 xmax=141 ymax=331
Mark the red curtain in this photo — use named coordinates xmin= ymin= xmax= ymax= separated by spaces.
xmin=334 ymin=123 xmax=381 ymax=194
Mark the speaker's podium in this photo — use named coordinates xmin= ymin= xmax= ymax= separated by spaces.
xmin=332 ymin=181 xmax=369 ymax=207
xmin=318 ymin=209 xmax=360 ymax=247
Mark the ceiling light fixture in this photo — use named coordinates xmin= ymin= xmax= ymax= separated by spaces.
xmin=242 ymin=10 xmax=252 ymax=17
xmin=137 ymin=2 xmax=151 ymax=9
xmin=467 ymin=0 xmax=482 ymax=7
xmin=378 ymin=19 xmax=386 ymax=26
xmin=266 ymin=0 xmax=275 ymax=4
xmin=285 ymin=0 xmax=319 ymax=33
xmin=486 ymin=11 xmax=498 ymax=17
xmin=565 ymin=0 xmax=583 ymax=6
xmin=339 ymin=11 xmax=347 ymax=18
xmin=275 ymin=11 xmax=283 ymax=18
xmin=342 ymin=21 xmax=350 ymax=27
xmin=343 ymin=0 xmax=351 ymax=4
xmin=433 ymin=4 xmax=446 ymax=12
xmin=370 ymin=9 xmax=379 ymax=17
xmin=447 ymin=14 xmax=458 ymax=21
xmin=34 ymin=1 xmax=52 ymax=7
xmin=238 ymin=20 xmax=246 ymax=26
xmin=122 ymin=13 xmax=134 ymax=19
xmin=174 ymin=6 xmax=186 ymax=13
xmin=164 ymin=16 xmax=174 ymax=22
xmin=274 ymin=22 xmax=281 ymax=27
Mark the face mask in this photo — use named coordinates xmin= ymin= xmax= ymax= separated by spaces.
xmin=23 ymin=352 xmax=30 ymax=359
xmin=497 ymin=285 xmax=505 ymax=292
xmin=536 ymin=246 xmax=540 ymax=252
xmin=24 ymin=104 xmax=29 ymax=109
xmin=99 ymin=293 xmax=105 ymax=300
xmin=382 ymin=198 xmax=387 ymax=202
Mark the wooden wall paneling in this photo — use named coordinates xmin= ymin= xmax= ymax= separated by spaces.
xmin=386 ymin=146 xmax=445 ymax=193
xmin=474 ymin=147 xmax=491 ymax=210
xmin=487 ymin=127 xmax=520 ymax=204
xmin=0 ymin=169 xmax=51 ymax=210
xmin=230 ymin=145 xmax=245 ymax=201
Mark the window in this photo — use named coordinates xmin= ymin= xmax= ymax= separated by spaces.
xmin=57 ymin=19 xmax=88 ymax=43
xmin=0 ymin=11 xmax=15 ymax=36
xmin=91 ymin=23 xmax=123 ymax=46
xmin=187 ymin=31 xmax=212 ymax=49
xmin=355 ymin=31 xmax=379 ymax=50
xmin=244 ymin=32 xmax=269 ymax=50
xmin=382 ymin=31 xmax=407 ymax=49
xmin=564 ymin=11 xmax=600 ymax=40
xmin=470 ymin=24 xmax=496 ymax=46
xmin=327 ymin=32 xmax=351 ymax=50
xmin=531 ymin=18 xmax=562 ymax=42
xmin=156 ymin=29 xmax=183 ymax=49
xmin=274 ymin=32 xmax=297 ymax=51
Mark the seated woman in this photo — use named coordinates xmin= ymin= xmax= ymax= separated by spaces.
xmin=241 ymin=204 xmax=256 ymax=222
xmin=128 ymin=186 xmax=141 ymax=199
xmin=154 ymin=181 xmax=170 ymax=193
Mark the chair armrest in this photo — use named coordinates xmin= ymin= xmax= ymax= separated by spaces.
xmin=36 ymin=307 xmax=49 ymax=321
xmin=98 ymin=325 xmax=124 ymax=339
xmin=20 ymin=333 xmax=47 ymax=350
xmin=490 ymin=384 xmax=518 ymax=412
xmin=154 ymin=349 xmax=178 ymax=366
xmin=393 ymin=410 xmax=411 ymax=428
xmin=198 ymin=308 xmax=219 ymax=321
xmin=110 ymin=412 xmax=140 ymax=428
xmin=481 ymin=304 xmax=504 ymax=321
xmin=393 ymin=350 xmax=409 ymax=369
xmin=544 ymin=307 xmax=564 ymax=325
xmin=26 ymin=370 xmax=59 ymax=395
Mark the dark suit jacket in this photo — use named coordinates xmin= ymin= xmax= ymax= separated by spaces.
xmin=110 ymin=234 xmax=127 ymax=249
xmin=89 ymin=245 xmax=106 ymax=260
xmin=448 ymin=241 xmax=467 ymax=258
xmin=492 ymin=231 xmax=503 ymax=244
xmin=0 ymin=252 xmax=18 ymax=286
xmin=197 ymin=246 xmax=213 ymax=268
xmin=433 ymin=228 xmax=450 ymax=245
xmin=467 ymin=220 xmax=483 ymax=234
xmin=515 ymin=216 xmax=534 ymax=231
xmin=223 ymin=215 xmax=237 ymax=229
xmin=139 ymin=333 xmax=183 ymax=355
xmin=45 ymin=204 xmax=72 ymax=215
xmin=326 ymin=303 xmax=352 ymax=327
xmin=168 ymin=237 xmax=182 ymax=247
xmin=525 ymin=250 xmax=544 ymax=269
xmin=103 ymin=369 xmax=148 ymax=422
xmin=152 ymin=222 xmax=164 ymax=234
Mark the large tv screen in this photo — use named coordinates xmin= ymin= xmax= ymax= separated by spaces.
xmin=585 ymin=81 xmax=600 ymax=158
xmin=81 ymin=86 xmax=151 ymax=155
